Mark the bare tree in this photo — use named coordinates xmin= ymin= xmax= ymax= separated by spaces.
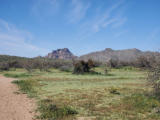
xmin=23 ymin=60 xmax=34 ymax=73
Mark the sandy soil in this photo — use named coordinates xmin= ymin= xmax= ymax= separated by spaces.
xmin=0 ymin=75 xmax=36 ymax=120
xmin=76 ymin=117 xmax=96 ymax=120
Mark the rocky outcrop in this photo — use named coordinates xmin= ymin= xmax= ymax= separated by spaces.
xmin=45 ymin=48 xmax=76 ymax=60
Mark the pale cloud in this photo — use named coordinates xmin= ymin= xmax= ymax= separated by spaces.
xmin=91 ymin=0 xmax=125 ymax=33
xmin=67 ymin=0 xmax=90 ymax=23
xmin=114 ymin=30 xmax=128 ymax=38
xmin=0 ymin=19 xmax=10 ymax=31
xmin=0 ymin=19 xmax=48 ymax=57
xmin=112 ymin=17 xmax=127 ymax=29
xmin=143 ymin=28 xmax=160 ymax=51
xmin=74 ymin=0 xmax=127 ymax=40
xmin=31 ymin=0 xmax=60 ymax=18
xmin=148 ymin=28 xmax=160 ymax=41
xmin=93 ymin=18 xmax=117 ymax=33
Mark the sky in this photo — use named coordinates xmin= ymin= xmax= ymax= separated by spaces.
xmin=0 ymin=0 xmax=160 ymax=57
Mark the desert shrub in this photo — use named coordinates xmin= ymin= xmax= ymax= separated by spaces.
xmin=37 ymin=60 xmax=50 ymax=72
xmin=104 ymin=67 xmax=112 ymax=75
xmin=30 ymin=59 xmax=42 ymax=70
xmin=0 ymin=55 xmax=74 ymax=71
xmin=107 ymin=59 xmax=119 ymax=68
xmin=105 ymin=55 xmax=159 ymax=69
xmin=37 ymin=99 xmax=78 ymax=120
xmin=73 ymin=59 xmax=100 ymax=74
xmin=59 ymin=65 xmax=72 ymax=72
xmin=117 ymin=61 xmax=134 ymax=68
xmin=50 ymin=59 xmax=73 ymax=69
xmin=135 ymin=55 xmax=157 ymax=69
xmin=136 ymin=56 xmax=151 ymax=68
xmin=28 ymin=58 xmax=53 ymax=72
xmin=147 ymin=55 xmax=157 ymax=68
xmin=88 ymin=59 xmax=95 ymax=68
xmin=93 ymin=61 xmax=103 ymax=67
xmin=73 ymin=61 xmax=89 ymax=74
xmin=148 ymin=65 xmax=160 ymax=98
xmin=8 ymin=60 xmax=21 ymax=68
xmin=104 ymin=68 xmax=108 ymax=75
xmin=108 ymin=60 xmax=133 ymax=68
xmin=0 ymin=62 xmax=9 ymax=71
xmin=32 ymin=58 xmax=73 ymax=72
xmin=22 ymin=60 xmax=34 ymax=73
xmin=12 ymin=79 xmax=38 ymax=97
xmin=109 ymin=88 xmax=120 ymax=95
xmin=73 ymin=60 xmax=92 ymax=74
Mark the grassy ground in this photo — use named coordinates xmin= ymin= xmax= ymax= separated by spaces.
xmin=1 ymin=67 xmax=160 ymax=120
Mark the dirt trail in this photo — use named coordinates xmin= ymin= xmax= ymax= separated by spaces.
xmin=0 ymin=75 xmax=36 ymax=120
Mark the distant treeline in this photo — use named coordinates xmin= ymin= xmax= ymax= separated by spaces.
xmin=0 ymin=55 xmax=73 ymax=72
xmin=106 ymin=55 xmax=159 ymax=69
xmin=0 ymin=54 xmax=159 ymax=72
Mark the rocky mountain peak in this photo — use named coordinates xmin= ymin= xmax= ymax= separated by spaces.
xmin=46 ymin=48 xmax=76 ymax=60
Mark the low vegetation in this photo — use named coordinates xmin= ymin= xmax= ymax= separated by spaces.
xmin=148 ymin=64 xmax=160 ymax=98
xmin=12 ymin=79 xmax=38 ymax=97
xmin=1 ymin=55 xmax=160 ymax=120
xmin=0 ymin=55 xmax=73 ymax=72
xmin=107 ymin=94 xmax=160 ymax=120
xmin=37 ymin=99 xmax=78 ymax=120
xmin=2 ymin=66 xmax=156 ymax=120
xmin=4 ymin=73 xmax=32 ymax=78
xmin=106 ymin=55 xmax=158 ymax=69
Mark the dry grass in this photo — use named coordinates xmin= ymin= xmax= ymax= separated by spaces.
xmin=3 ymin=67 xmax=160 ymax=120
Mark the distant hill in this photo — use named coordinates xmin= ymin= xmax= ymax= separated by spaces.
xmin=45 ymin=48 xmax=77 ymax=60
xmin=79 ymin=48 xmax=160 ymax=63
xmin=1 ymin=48 xmax=159 ymax=63
xmin=0 ymin=55 xmax=28 ymax=62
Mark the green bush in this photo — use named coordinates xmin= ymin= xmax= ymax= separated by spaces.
xmin=73 ymin=59 xmax=96 ymax=74
xmin=73 ymin=60 xmax=89 ymax=74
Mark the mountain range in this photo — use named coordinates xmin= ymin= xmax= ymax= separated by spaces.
xmin=45 ymin=48 xmax=160 ymax=63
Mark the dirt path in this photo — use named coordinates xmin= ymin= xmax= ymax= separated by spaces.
xmin=0 ymin=75 xmax=36 ymax=120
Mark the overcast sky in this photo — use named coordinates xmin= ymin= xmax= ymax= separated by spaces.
xmin=0 ymin=0 xmax=160 ymax=57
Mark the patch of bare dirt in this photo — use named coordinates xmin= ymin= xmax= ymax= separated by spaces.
xmin=0 ymin=75 xmax=36 ymax=120
xmin=76 ymin=117 xmax=96 ymax=120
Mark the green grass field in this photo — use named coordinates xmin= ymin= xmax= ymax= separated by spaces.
xmin=2 ymin=67 xmax=160 ymax=120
